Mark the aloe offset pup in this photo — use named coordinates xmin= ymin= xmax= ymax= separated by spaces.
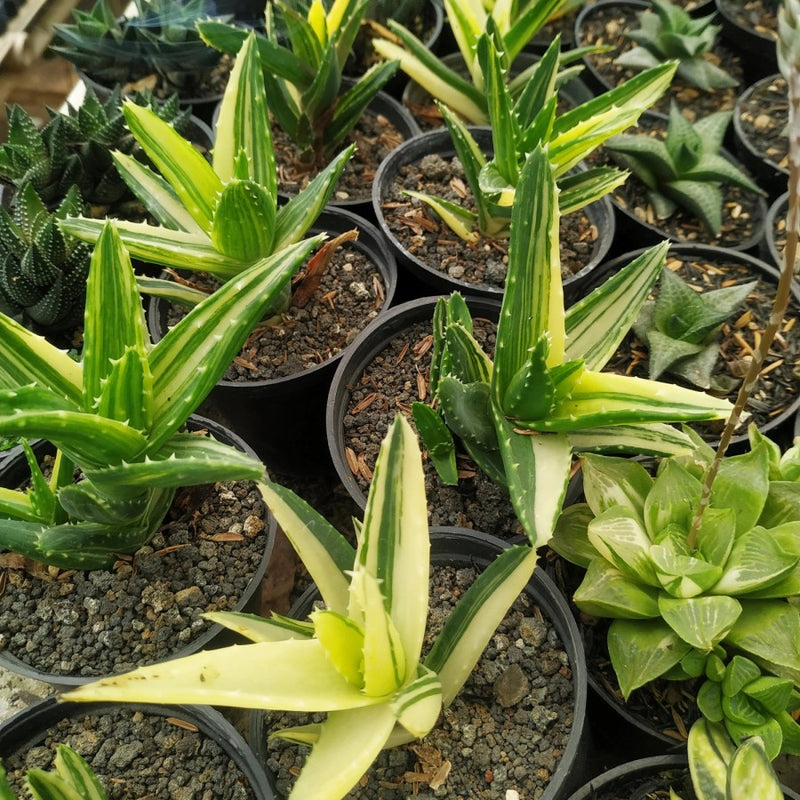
xmin=66 ymin=415 xmax=541 ymax=800
xmin=61 ymin=32 xmax=352 ymax=312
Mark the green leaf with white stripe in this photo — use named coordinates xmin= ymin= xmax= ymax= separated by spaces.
xmin=210 ymin=180 xmax=275 ymax=261
xmin=493 ymin=147 xmax=563 ymax=409
xmin=658 ymin=595 xmax=742 ymax=651
xmin=357 ymin=415 xmax=429 ymax=674
xmin=122 ymin=101 xmax=222 ymax=233
xmin=573 ymin=558 xmax=661 ymax=618
xmin=391 ymin=666 xmax=442 ymax=738
xmin=403 ymin=190 xmax=478 ymax=243
xmin=426 ymin=544 xmax=539 ymax=705
xmin=147 ymin=237 xmax=322 ymax=450
xmin=568 ymin=423 xmax=695 ymax=457
xmin=51 ymin=744 xmax=108 ymax=800
xmin=259 ymin=479 xmax=353 ymax=615
xmin=204 ymin=610 xmax=314 ymax=642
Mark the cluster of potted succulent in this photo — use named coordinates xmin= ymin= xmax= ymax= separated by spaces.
xmin=0 ymin=0 xmax=798 ymax=797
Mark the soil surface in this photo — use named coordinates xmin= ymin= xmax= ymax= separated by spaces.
xmin=273 ymin=110 xmax=408 ymax=203
xmin=342 ymin=315 xmax=525 ymax=539
xmin=164 ymin=241 xmax=386 ymax=382
xmin=576 ymin=3 xmax=743 ymax=118
xmin=3 ymin=707 xmax=256 ymax=799
xmin=0 ymin=478 xmax=269 ymax=679
xmin=717 ymin=0 xmax=779 ymax=39
xmin=261 ymin=563 xmax=576 ymax=799
xmin=382 ymin=152 xmax=601 ymax=290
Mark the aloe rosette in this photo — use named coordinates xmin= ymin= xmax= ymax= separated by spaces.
xmin=60 ymin=32 xmax=352 ymax=312
xmin=197 ymin=0 xmax=399 ymax=166
xmin=0 ymin=219 xmax=322 ymax=570
xmin=412 ymin=145 xmax=732 ymax=548
xmin=404 ymin=33 xmax=677 ymax=242
xmin=65 ymin=414 xmax=540 ymax=800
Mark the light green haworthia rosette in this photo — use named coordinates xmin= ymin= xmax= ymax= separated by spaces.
xmin=59 ymin=32 xmax=352 ymax=313
xmin=551 ymin=426 xmax=800 ymax=756
xmin=0 ymin=221 xmax=322 ymax=569
xmin=64 ymin=414 xmax=540 ymax=800
xmin=413 ymin=146 xmax=732 ymax=548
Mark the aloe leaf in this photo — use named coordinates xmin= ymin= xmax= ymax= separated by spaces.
xmin=25 ymin=770 xmax=87 ymax=800
xmin=493 ymin=406 xmax=570 ymax=547
xmin=0 ymin=314 xmax=82 ymax=405
xmin=64 ymin=640 xmax=382 ymax=709
xmin=411 ymin=402 xmax=458 ymax=485
xmin=313 ymin=609 xmax=365 ymax=686
xmin=273 ymin=144 xmax=354 ymax=250
xmin=391 ymin=665 xmax=442 ymax=739
xmin=122 ymin=102 xmax=222 ymax=234
xmin=112 ymin=152 xmax=204 ymax=234
xmin=442 ymin=0 xmax=485 ymax=84
xmin=288 ymin=706 xmax=397 ymax=800
xmin=197 ymin=20 xmax=314 ymax=88
xmin=426 ymin=544 xmax=539 ymax=706
xmin=568 ymin=422 xmax=694 ymax=457
xmin=134 ymin=275 xmax=209 ymax=308
xmin=503 ymin=0 xmax=566 ymax=60
xmin=53 ymin=744 xmax=108 ymax=800
xmin=204 ymin=610 xmax=314 ymax=642
xmin=477 ymin=36 xmax=518 ymax=187
xmin=608 ymin=618 xmax=691 ymax=698
xmin=513 ymin=36 xmax=560 ymax=128
xmin=57 ymin=482 xmax=148 ymax=527
xmin=259 ymin=480 xmax=353 ymax=615
xmin=438 ymin=377 xmax=496 ymax=451
xmin=60 ymin=217 xmax=243 ymax=280
xmin=403 ymin=190 xmax=479 ymax=243
xmin=574 ymin=558 xmax=661 ymax=618
xmin=82 ymin=224 xmax=151 ymax=425
xmin=213 ymin=32 xmax=275 ymax=193
xmin=211 ymin=180 xmax=276 ymax=261
xmin=358 ymin=415 xmax=429 ymax=673
xmin=374 ymin=29 xmax=486 ymax=122
xmin=148 ymin=237 xmax=322 ymax=450
xmin=557 ymin=166 xmax=628 ymax=215
xmin=0 ymin=485 xmax=39 ymax=522
xmin=517 ymin=370 xmax=733 ymax=431
xmin=493 ymin=147 xmax=563 ymax=409
xmin=327 ymin=61 xmax=399 ymax=151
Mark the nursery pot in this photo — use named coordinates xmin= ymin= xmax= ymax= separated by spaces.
xmin=249 ymin=528 xmax=591 ymax=800
xmin=733 ymin=74 xmax=790 ymax=203
xmin=588 ymin=244 xmax=800 ymax=451
xmin=0 ymin=415 xmax=277 ymax=687
xmin=0 ymin=696 xmax=274 ymax=799
xmin=372 ymin=126 xmax=616 ymax=303
xmin=762 ymin=190 xmax=790 ymax=273
xmin=148 ymin=207 xmax=397 ymax=475
xmin=714 ymin=0 xmax=779 ymax=85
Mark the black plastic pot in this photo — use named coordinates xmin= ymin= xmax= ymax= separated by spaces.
xmin=593 ymin=244 xmax=800 ymax=451
xmin=733 ymin=74 xmax=789 ymax=203
xmin=762 ymin=191 xmax=790 ymax=273
xmin=0 ymin=696 xmax=274 ymax=798
xmin=326 ymin=295 xmax=501 ymax=511
xmin=249 ymin=528 xmax=590 ymax=800
xmin=715 ymin=0 xmax=779 ymax=85
xmin=148 ymin=207 xmax=397 ymax=475
xmin=372 ymin=126 xmax=616 ymax=303
xmin=0 ymin=415 xmax=277 ymax=687
xmin=566 ymin=753 xmax=800 ymax=800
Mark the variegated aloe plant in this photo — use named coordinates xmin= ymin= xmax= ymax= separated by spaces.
xmin=65 ymin=414 xmax=540 ymax=800
xmin=411 ymin=145 xmax=732 ymax=548
xmin=0 ymin=219 xmax=321 ymax=570
xmin=60 ymin=32 xmax=351 ymax=312
xmin=197 ymin=0 xmax=398 ymax=167
xmin=371 ymin=0 xmax=594 ymax=124
xmin=0 ymin=744 xmax=108 ymax=800
xmin=404 ymin=32 xmax=676 ymax=241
